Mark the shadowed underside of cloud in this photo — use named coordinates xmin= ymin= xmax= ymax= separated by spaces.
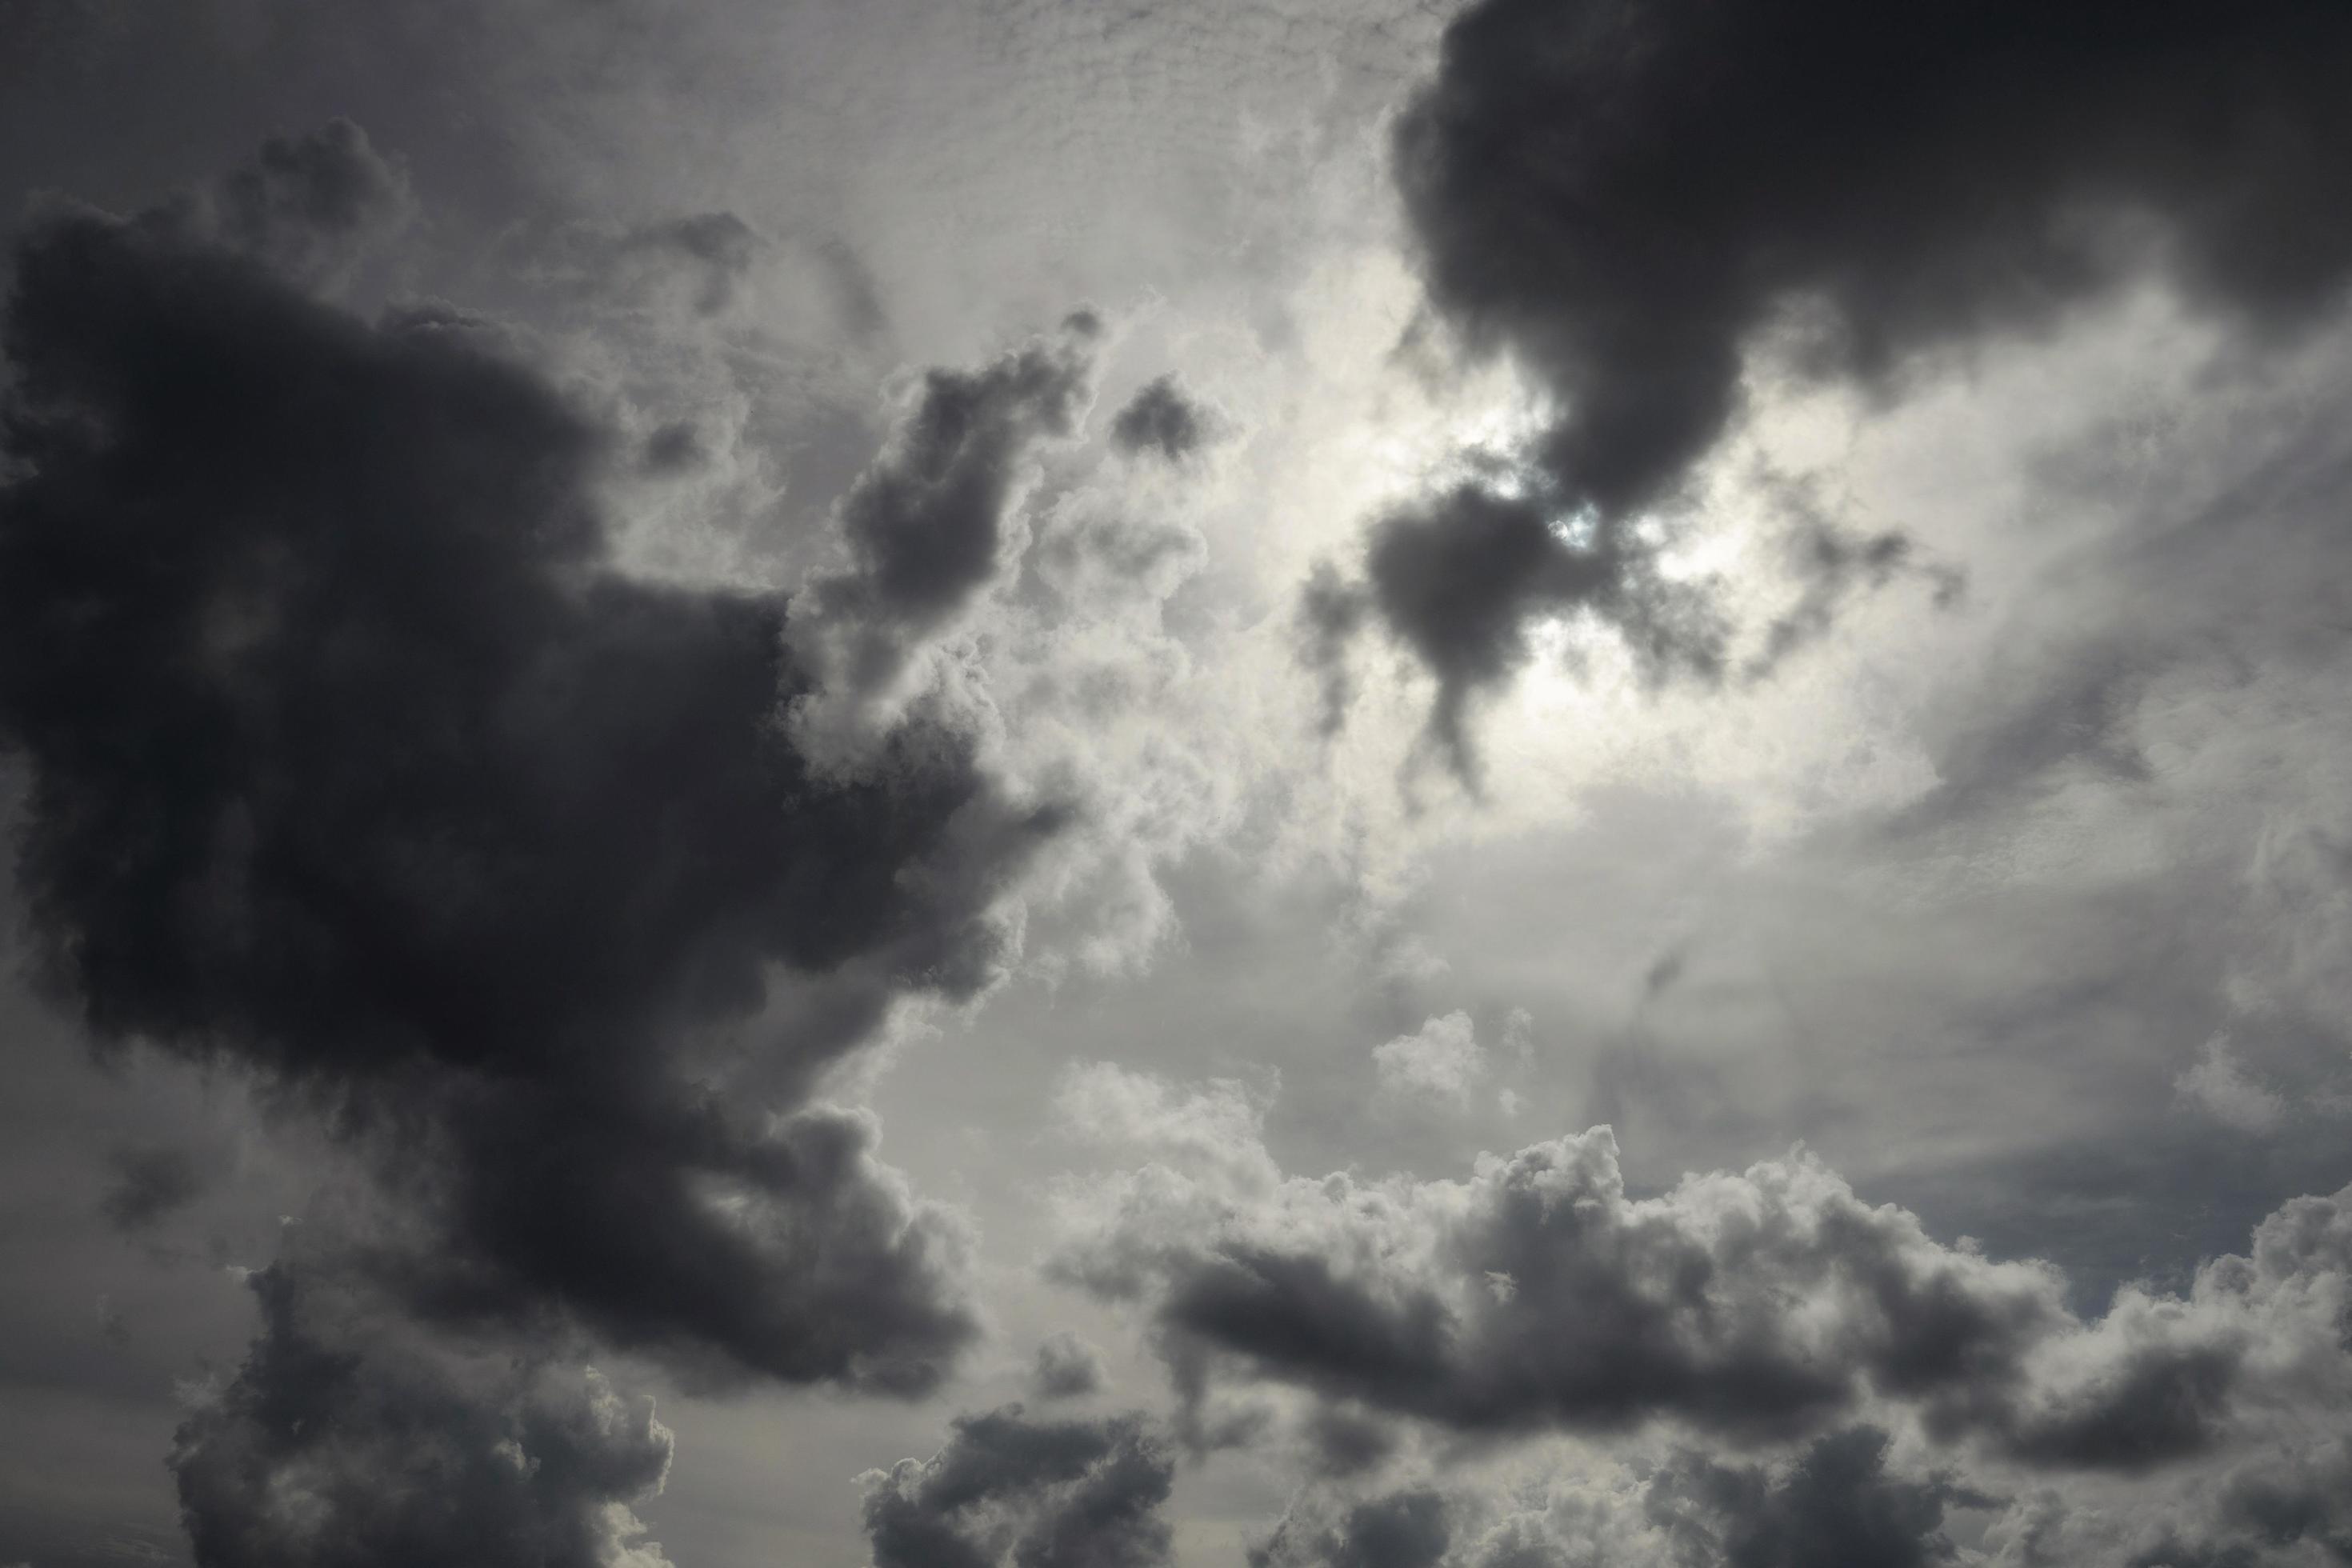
xmin=1251 ymin=1426 xmax=1979 ymax=1568
xmin=0 ymin=206 xmax=1058 ymax=1391
xmin=1320 ymin=0 xmax=2352 ymax=770
xmin=1110 ymin=375 xmax=1218 ymax=462
xmin=1051 ymin=1067 xmax=2352 ymax=1474
xmin=174 ymin=1254 xmax=676 ymax=1568
xmin=861 ymin=1404 xmax=1175 ymax=1568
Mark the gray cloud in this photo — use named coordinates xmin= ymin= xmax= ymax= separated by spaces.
xmin=1110 ymin=376 xmax=1218 ymax=462
xmin=0 ymin=198 xmax=1050 ymax=1390
xmin=1646 ymin=1427 xmax=1985 ymax=1568
xmin=1051 ymin=1067 xmax=2352 ymax=1473
xmin=1253 ymin=1487 xmax=1451 ymax=1568
xmin=1032 ymin=1330 xmax=1109 ymax=1402
xmin=793 ymin=325 xmax=1096 ymax=737
xmin=174 ymin=1252 xmax=674 ymax=1568
xmin=1325 ymin=0 xmax=2352 ymax=771
xmin=96 ymin=1144 xmax=207 ymax=1233
xmin=187 ymin=118 xmax=415 ymax=288
xmin=1397 ymin=0 xmax=2352 ymax=516
xmin=860 ymin=1405 xmax=1175 ymax=1568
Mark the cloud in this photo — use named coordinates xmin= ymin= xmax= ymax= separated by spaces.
xmin=1110 ymin=376 xmax=1218 ymax=462
xmin=1372 ymin=1012 xmax=1486 ymax=1110
xmin=1252 ymin=1486 xmax=1451 ymax=1568
xmin=173 ymin=1250 xmax=675 ymax=1568
xmin=1032 ymin=1330 xmax=1108 ymax=1401
xmin=1351 ymin=483 xmax=1726 ymax=786
xmin=1330 ymin=0 xmax=2352 ymax=772
xmin=186 ymin=118 xmax=415 ymax=288
xmin=98 ymin=1143 xmax=207 ymax=1232
xmin=1396 ymin=0 xmax=2352 ymax=518
xmin=790 ymin=324 xmax=1098 ymax=746
xmin=0 ymin=202 xmax=1056 ymax=1390
xmin=2174 ymin=1038 xmax=2286 ymax=1135
xmin=1252 ymin=1426 xmax=1979 ymax=1568
xmin=1051 ymin=1073 xmax=2352 ymax=1472
xmin=859 ymin=1405 xmax=1174 ymax=1568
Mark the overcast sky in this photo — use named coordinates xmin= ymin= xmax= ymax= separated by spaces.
xmin=5 ymin=2 xmax=2352 ymax=1566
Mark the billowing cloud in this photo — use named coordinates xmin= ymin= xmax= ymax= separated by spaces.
xmin=173 ymin=1249 xmax=675 ymax=1568
xmin=0 ymin=203 xmax=1054 ymax=1390
xmin=859 ymin=1405 xmax=1175 ymax=1568
xmin=791 ymin=321 xmax=1098 ymax=746
xmin=183 ymin=118 xmax=415 ymax=288
xmin=1250 ymin=1428 xmax=1979 ymax=1568
xmin=1051 ymin=1066 xmax=2352 ymax=1472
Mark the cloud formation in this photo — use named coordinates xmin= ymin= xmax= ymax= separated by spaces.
xmin=1051 ymin=1066 xmax=2352 ymax=1472
xmin=860 ymin=1405 xmax=1175 ymax=1568
xmin=1320 ymin=0 xmax=2352 ymax=770
xmin=174 ymin=1250 xmax=675 ymax=1568
xmin=1110 ymin=376 xmax=1217 ymax=462
xmin=1397 ymin=0 xmax=2352 ymax=517
xmin=0 ymin=203 xmax=1054 ymax=1390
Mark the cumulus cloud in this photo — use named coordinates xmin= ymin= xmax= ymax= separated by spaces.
xmin=859 ymin=1405 xmax=1174 ymax=1568
xmin=0 ymin=200 xmax=1054 ymax=1390
xmin=1051 ymin=1069 xmax=2352 ymax=1475
xmin=174 ymin=1249 xmax=674 ymax=1568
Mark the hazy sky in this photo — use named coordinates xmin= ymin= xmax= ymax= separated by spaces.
xmin=5 ymin=2 xmax=2352 ymax=1566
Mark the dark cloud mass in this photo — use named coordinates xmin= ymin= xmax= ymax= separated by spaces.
xmin=1334 ymin=0 xmax=2352 ymax=763
xmin=1110 ymin=376 xmax=1216 ymax=462
xmin=173 ymin=1254 xmax=676 ymax=1568
xmin=798 ymin=329 xmax=1095 ymax=716
xmin=0 ymin=206 xmax=1057 ymax=1390
xmin=1363 ymin=485 xmax=1723 ymax=782
xmin=1646 ymin=1427 xmax=1982 ymax=1568
xmin=861 ymin=1405 xmax=1175 ymax=1568
xmin=1398 ymin=0 xmax=2352 ymax=514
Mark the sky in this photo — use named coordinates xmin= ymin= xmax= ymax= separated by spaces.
xmin=3 ymin=2 xmax=2352 ymax=1565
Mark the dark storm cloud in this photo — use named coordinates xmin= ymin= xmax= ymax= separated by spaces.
xmin=98 ymin=1144 xmax=206 ymax=1232
xmin=860 ymin=1405 xmax=1174 ymax=1568
xmin=1646 ymin=1427 xmax=1982 ymax=1568
xmin=173 ymin=1255 xmax=675 ymax=1568
xmin=0 ymin=205 xmax=1060 ymax=1390
xmin=1110 ymin=376 xmax=1215 ymax=462
xmin=1397 ymin=0 xmax=2352 ymax=517
xmin=1252 ymin=1488 xmax=1450 ymax=1568
xmin=1338 ymin=0 xmax=2352 ymax=763
xmin=1056 ymin=1095 xmax=2352 ymax=1470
